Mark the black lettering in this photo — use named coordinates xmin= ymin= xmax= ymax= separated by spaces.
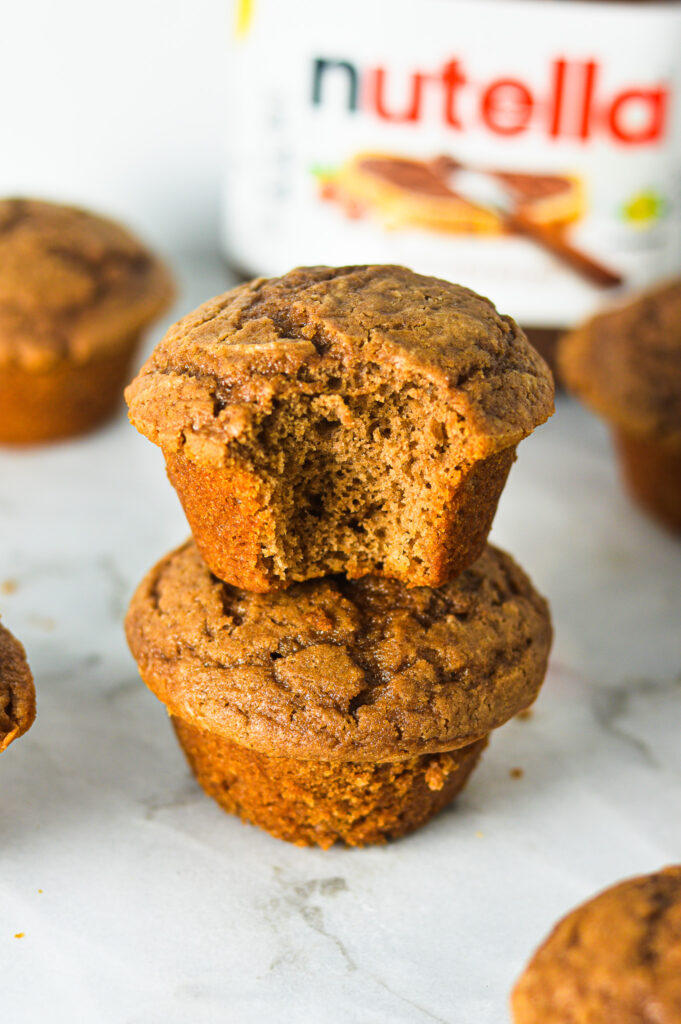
xmin=312 ymin=58 xmax=359 ymax=111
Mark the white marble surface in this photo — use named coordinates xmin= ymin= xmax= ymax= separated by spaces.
xmin=2 ymin=254 xmax=680 ymax=1024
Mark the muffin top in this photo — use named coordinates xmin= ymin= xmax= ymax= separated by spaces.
xmin=560 ymin=278 xmax=681 ymax=442
xmin=125 ymin=540 xmax=552 ymax=762
xmin=0 ymin=621 xmax=36 ymax=752
xmin=0 ymin=199 xmax=174 ymax=371
xmin=125 ymin=265 xmax=554 ymax=467
xmin=512 ymin=866 xmax=681 ymax=1024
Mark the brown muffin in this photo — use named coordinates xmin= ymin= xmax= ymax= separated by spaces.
xmin=560 ymin=279 xmax=681 ymax=531
xmin=125 ymin=540 xmax=552 ymax=847
xmin=512 ymin=866 xmax=681 ymax=1024
xmin=0 ymin=198 xmax=174 ymax=444
xmin=0 ymin=620 xmax=36 ymax=752
xmin=126 ymin=265 xmax=553 ymax=591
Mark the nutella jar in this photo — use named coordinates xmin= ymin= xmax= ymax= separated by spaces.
xmin=223 ymin=0 xmax=681 ymax=365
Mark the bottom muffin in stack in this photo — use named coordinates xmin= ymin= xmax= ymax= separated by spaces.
xmin=126 ymin=541 xmax=551 ymax=848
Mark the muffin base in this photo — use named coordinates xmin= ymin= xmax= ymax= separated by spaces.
xmin=164 ymin=446 xmax=516 ymax=592
xmin=0 ymin=336 xmax=141 ymax=444
xmin=172 ymin=717 xmax=488 ymax=848
xmin=613 ymin=428 xmax=681 ymax=532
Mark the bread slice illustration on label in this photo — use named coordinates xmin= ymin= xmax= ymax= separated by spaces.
xmin=322 ymin=152 xmax=619 ymax=287
xmin=325 ymin=152 xmax=582 ymax=231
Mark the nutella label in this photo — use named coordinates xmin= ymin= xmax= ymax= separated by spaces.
xmin=223 ymin=0 xmax=681 ymax=328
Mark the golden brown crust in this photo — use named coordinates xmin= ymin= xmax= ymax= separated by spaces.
xmin=559 ymin=278 xmax=681 ymax=443
xmin=512 ymin=866 xmax=681 ymax=1024
xmin=164 ymin=444 xmax=516 ymax=590
xmin=126 ymin=264 xmax=553 ymax=465
xmin=125 ymin=540 xmax=552 ymax=762
xmin=0 ymin=198 xmax=174 ymax=371
xmin=173 ymin=717 xmax=487 ymax=848
xmin=0 ymin=621 xmax=36 ymax=752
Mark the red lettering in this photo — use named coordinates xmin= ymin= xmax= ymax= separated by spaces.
xmin=579 ymin=61 xmax=598 ymax=140
xmin=481 ymin=79 xmax=533 ymax=136
xmin=549 ymin=59 xmax=567 ymax=138
xmin=368 ymin=67 xmax=430 ymax=123
xmin=441 ymin=59 xmax=467 ymax=129
xmin=607 ymin=88 xmax=667 ymax=144
xmin=316 ymin=53 xmax=669 ymax=147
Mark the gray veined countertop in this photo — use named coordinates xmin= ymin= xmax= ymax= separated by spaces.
xmin=2 ymin=253 xmax=680 ymax=1024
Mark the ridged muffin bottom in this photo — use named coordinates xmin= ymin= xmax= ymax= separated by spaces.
xmin=172 ymin=716 xmax=488 ymax=849
xmin=0 ymin=337 xmax=141 ymax=444
xmin=164 ymin=443 xmax=516 ymax=592
xmin=613 ymin=428 xmax=681 ymax=532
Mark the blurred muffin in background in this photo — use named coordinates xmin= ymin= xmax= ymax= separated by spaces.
xmin=560 ymin=279 xmax=681 ymax=532
xmin=511 ymin=866 xmax=681 ymax=1023
xmin=0 ymin=619 xmax=35 ymax=752
xmin=0 ymin=199 xmax=174 ymax=444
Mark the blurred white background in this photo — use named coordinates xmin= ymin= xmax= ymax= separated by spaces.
xmin=0 ymin=0 xmax=228 ymax=253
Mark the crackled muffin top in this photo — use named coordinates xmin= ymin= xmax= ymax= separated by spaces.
xmin=125 ymin=265 xmax=554 ymax=467
xmin=560 ymin=278 xmax=681 ymax=442
xmin=0 ymin=621 xmax=36 ymax=752
xmin=512 ymin=866 xmax=681 ymax=1024
xmin=0 ymin=199 xmax=174 ymax=371
xmin=125 ymin=540 xmax=552 ymax=761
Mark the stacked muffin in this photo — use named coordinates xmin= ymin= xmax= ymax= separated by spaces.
xmin=125 ymin=265 xmax=554 ymax=848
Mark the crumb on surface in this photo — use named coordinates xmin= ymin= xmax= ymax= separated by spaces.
xmin=28 ymin=615 xmax=55 ymax=631
xmin=13 ymin=933 xmax=24 ymax=939
xmin=510 ymin=767 xmax=524 ymax=779
xmin=0 ymin=579 xmax=18 ymax=595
